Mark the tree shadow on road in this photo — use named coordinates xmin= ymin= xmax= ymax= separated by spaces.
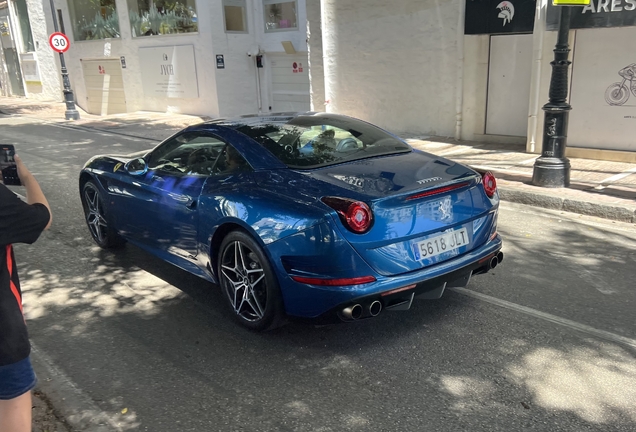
xmin=14 ymin=209 xmax=636 ymax=431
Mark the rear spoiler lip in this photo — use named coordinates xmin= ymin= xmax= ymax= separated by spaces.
xmin=370 ymin=174 xmax=481 ymax=206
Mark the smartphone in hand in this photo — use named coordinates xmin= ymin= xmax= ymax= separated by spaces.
xmin=1 ymin=145 xmax=21 ymax=186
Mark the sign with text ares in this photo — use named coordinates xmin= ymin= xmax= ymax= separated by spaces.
xmin=547 ymin=0 xmax=636 ymax=29
xmin=49 ymin=32 xmax=70 ymax=53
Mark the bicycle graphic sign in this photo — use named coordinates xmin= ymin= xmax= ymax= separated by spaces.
xmin=605 ymin=63 xmax=636 ymax=106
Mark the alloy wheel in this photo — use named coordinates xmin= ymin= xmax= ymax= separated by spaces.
xmin=84 ymin=186 xmax=108 ymax=244
xmin=220 ymin=240 xmax=268 ymax=322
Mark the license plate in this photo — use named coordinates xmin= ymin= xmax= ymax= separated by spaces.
xmin=413 ymin=228 xmax=469 ymax=261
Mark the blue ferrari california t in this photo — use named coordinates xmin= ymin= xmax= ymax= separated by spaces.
xmin=79 ymin=112 xmax=503 ymax=330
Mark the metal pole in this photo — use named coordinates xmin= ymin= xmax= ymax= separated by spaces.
xmin=49 ymin=0 xmax=79 ymax=120
xmin=532 ymin=6 xmax=571 ymax=188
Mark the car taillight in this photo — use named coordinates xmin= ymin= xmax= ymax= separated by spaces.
xmin=482 ymin=171 xmax=497 ymax=198
xmin=321 ymin=197 xmax=373 ymax=234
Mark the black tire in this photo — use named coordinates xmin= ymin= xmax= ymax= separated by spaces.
xmin=217 ymin=230 xmax=285 ymax=331
xmin=81 ymin=181 xmax=126 ymax=249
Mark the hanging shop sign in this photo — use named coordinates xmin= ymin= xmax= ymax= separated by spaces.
xmin=465 ymin=0 xmax=536 ymax=34
xmin=546 ymin=0 xmax=636 ymax=30
xmin=139 ymin=45 xmax=199 ymax=99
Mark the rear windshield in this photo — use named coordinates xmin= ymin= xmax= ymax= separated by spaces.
xmin=234 ymin=114 xmax=411 ymax=169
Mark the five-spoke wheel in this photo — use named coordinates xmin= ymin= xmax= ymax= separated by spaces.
xmin=218 ymin=231 xmax=284 ymax=330
xmin=81 ymin=181 xmax=125 ymax=249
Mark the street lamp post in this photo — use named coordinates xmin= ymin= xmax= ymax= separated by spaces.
xmin=49 ymin=0 xmax=80 ymax=120
xmin=532 ymin=5 xmax=572 ymax=188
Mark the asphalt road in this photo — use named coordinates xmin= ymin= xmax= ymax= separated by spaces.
xmin=2 ymin=116 xmax=636 ymax=431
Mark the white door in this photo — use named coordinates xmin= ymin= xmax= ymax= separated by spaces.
xmin=269 ymin=54 xmax=310 ymax=113
xmin=486 ymin=34 xmax=533 ymax=137
xmin=81 ymin=59 xmax=126 ymax=115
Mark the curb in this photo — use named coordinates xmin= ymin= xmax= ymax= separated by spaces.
xmin=30 ymin=344 xmax=124 ymax=432
xmin=498 ymin=187 xmax=636 ymax=223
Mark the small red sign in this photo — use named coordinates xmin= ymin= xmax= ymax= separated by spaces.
xmin=292 ymin=61 xmax=298 ymax=73
xmin=49 ymin=32 xmax=70 ymax=53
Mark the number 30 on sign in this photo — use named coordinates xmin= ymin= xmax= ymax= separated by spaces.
xmin=49 ymin=32 xmax=70 ymax=53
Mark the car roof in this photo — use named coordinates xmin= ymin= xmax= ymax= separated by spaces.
xmin=199 ymin=111 xmax=318 ymax=129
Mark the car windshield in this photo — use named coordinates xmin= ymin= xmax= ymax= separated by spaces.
xmin=234 ymin=114 xmax=411 ymax=169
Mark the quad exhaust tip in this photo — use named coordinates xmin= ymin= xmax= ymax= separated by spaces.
xmin=489 ymin=251 xmax=505 ymax=270
xmin=341 ymin=304 xmax=363 ymax=321
xmin=340 ymin=300 xmax=383 ymax=321
xmin=369 ymin=300 xmax=382 ymax=317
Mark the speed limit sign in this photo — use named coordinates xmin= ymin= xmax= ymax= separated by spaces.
xmin=49 ymin=32 xmax=70 ymax=53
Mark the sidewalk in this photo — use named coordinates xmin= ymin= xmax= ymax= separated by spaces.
xmin=1 ymin=97 xmax=635 ymax=225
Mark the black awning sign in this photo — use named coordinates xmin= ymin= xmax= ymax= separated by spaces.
xmin=465 ymin=0 xmax=536 ymax=35
xmin=546 ymin=0 xmax=636 ymax=29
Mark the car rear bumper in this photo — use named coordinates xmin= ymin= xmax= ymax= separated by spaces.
xmin=281 ymin=234 xmax=503 ymax=319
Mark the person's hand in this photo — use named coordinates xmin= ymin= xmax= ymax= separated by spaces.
xmin=14 ymin=154 xmax=34 ymax=186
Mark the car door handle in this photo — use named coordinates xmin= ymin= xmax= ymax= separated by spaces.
xmin=152 ymin=175 xmax=164 ymax=182
xmin=186 ymin=199 xmax=197 ymax=210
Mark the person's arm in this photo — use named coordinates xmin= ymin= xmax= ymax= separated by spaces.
xmin=15 ymin=154 xmax=52 ymax=230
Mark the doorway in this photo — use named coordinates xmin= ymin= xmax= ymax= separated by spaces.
xmin=485 ymin=34 xmax=533 ymax=137
xmin=81 ymin=59 xmax=127 ymax=115
xmin=268 ymin=53 xmax=310 ymax=113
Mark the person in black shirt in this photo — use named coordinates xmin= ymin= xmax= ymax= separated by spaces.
xmin=0 ymin=154 xmax=51 ymax=432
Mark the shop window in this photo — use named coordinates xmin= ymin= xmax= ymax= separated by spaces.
xmin=263 ymin=0 xmax=297 ymax=32
xmin=67 ymin=0 xmax=120 ymax=41
xmin=127 ymin=0 xmax=198 ymax=37
xmin=14 ymin=0 xmax=34 ymax=52
xmin=223 ymin=0 xmax=247 ymax=33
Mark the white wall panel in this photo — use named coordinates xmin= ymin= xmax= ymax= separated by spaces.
xmin=486 ymin=34 xmax=533 ymax=137
xmin=568 ymin=27 xmax=636 ymax=152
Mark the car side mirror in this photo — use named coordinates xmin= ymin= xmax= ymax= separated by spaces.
xmin=125 ymin=158 xmax=148 ymax=176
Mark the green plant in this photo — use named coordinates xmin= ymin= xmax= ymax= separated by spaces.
xmin=147 ymin=5 xmax=163 ymax=35
xmin=129 ymin=2 xmax=198 ymax=37
xmin=81 ymin=10 xmax=120 ymax=40
xmin=128 ymin=10 xmax=143 ymax=37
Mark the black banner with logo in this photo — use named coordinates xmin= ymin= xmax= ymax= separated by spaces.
xmin=465 ymin=0 xmax=536 ymax=34
xmin=546 ymin=0 xmax=636 ymax=30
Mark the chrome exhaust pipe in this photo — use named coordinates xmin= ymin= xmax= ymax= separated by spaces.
xmin=489 ymin=256 xmax=498 ymax=270
xmin=369 ymin=300 xmax=382 ymax=317
xmin=497 ymin=252 xmax=504 ymax=263
xmin=340 ymin=304 xmax=363 ymax=321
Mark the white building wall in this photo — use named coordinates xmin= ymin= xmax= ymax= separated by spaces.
xmin=53 ymin=0 xmax=219 ymax=116
xmin=460 ymin=35 xmax=489 ymax=141
xmin=320 ymin=0 xmax=460 ymax=137
xmin=30 ymin=0 xmax=310 ymax=118
xmin=306 ymin=0 xmax=324 ymax=112
xmin=25 ymin=0 xmax=61 ymax=101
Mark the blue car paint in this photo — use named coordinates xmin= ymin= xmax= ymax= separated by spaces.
xmin=269 ymin=229 xmax=503 ymax=318
xmin=80 ymin=112 xmax=502 ymax=321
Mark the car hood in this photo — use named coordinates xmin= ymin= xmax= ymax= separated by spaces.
xmin=83 ymin=150 xmax=149 ymax=169
xmin=109 ymin=150 xmax=148 ymax=162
